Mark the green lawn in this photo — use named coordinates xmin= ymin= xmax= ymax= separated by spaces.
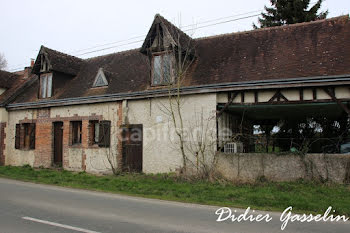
xmin=0 ymin=165 xmax=349 ymax=216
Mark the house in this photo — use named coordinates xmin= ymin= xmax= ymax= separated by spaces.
xmin=1 ymin=14 xmax=350 ymax=175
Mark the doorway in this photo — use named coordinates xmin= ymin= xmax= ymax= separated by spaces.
xmin=122 ymin=124 xmax=143 ymax=172
xmin=53 ymin=122 xmax=63 ymax=166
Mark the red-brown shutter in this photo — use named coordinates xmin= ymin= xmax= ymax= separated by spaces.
xmin=98 ymin=121 xmax=111 ymax=147
xmin=15 ymin=124 xmax=20 ymax=149
xmin=29 ymin=123 xmax=36 ymax=149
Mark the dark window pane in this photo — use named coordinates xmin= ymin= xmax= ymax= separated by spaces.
xmin=162 ymin=54 xmax=172 ymax=83
xmin=153 ymin=56 xmax=162 ymax=85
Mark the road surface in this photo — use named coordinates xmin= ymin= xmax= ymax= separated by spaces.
xmin=0 ymin=178 xmax=349 ymax=233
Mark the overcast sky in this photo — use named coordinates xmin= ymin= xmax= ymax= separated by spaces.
xmin=0 ymin=0 xmax=349 ymax=71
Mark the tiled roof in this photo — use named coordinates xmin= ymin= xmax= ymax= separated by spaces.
xmin=11 ymin=15 xmax=350 ymax=104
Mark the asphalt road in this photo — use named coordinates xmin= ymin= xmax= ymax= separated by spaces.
xmin=0 ymin=178 xmax=349 ymax=233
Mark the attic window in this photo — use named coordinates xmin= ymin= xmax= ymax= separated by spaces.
xmin=152 ymin=52 xmax=174 ymax=86
xmin=40 ymin=73 xmax=52 ymax=98
xmin=93 ymin=68 xmax=108 ymax=87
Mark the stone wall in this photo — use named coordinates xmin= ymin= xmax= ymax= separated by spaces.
xmin=5 ymin=102 xmax=122 ymax=174
xmin=216 ymin=152 xmax=350 ymax=183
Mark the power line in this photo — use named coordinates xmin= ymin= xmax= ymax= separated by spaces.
xmin=71 ymin=10 xmax=262 ymax=56
xmin=76 ymin=13 xmax=260 ymax=57
xmin=8 ymin=11 xmax=263 ymax=70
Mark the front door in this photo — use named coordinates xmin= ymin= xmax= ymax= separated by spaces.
xmin=122 ymin=124 xmax=143 ymax=172
xmin=53 ymin=122 xmax=63 ymax=166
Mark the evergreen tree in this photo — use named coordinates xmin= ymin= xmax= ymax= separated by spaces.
xmin=253 ymin=0 xmax=328 ymax=29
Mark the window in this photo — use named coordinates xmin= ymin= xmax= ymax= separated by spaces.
xmin=89 ymin=120 xmax=100 ymax=145
xmin=152 ymin=53 xmax=174 ymax=85
xmin=15 ymin=123 xmax=35 ymax=150
xmin=40 ymin=73 xmax=52 ymax=98
xmin=89 ymin=120 xmax=110 ymax=147
xmin=92 ymin=68 xmax=108 ymax=87
xmin=71 ymin=121 xmax=82 ymax=145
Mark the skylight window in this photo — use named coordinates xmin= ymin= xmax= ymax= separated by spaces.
xmin=93 ymin=68 xmax=108 ymax=87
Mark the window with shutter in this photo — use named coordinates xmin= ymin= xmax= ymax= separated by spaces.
xmin=15 ymin=123 xmax=36 ymax=150
xmin=98 ymin=120 xmax=111 ymax=147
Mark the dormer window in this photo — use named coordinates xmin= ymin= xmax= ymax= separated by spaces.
xmin=93 ymin=68 xmax=108 ymax=87
xmin=152 ymin=52 xmax=174 ymax=86
xmin=40 ymin=73 xmax=52 ymax=98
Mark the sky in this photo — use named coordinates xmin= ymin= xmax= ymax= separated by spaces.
xmin=0 ymin=0 xmax=349 ymax=72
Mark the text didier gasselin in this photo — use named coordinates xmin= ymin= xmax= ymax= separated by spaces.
xmin=215 ymin=206 xmax=348 ymax=230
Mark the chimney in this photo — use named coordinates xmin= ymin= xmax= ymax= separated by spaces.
xmin=30 ymin=58 xmax=35 ymax=68
xmin=23 ymin=59 xmax=34 ymax=79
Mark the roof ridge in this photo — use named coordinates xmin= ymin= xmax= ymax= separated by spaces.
xmin=194 ymin=15 xmax=350 ymax=41
xmin=85 ymin=47 xmax=140 ymax=61
xmin=42 ymin=45 xmax=84 ymax=61
xmin=156 ymin=14 xmax=193 ymax=40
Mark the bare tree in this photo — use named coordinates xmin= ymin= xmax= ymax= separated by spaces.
xmin=0 ymin=53 xmax=7 ymax=70
xmin=146 ymin=18 xmax=217 ymax=177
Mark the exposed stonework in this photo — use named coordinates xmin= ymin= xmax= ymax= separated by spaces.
xmin=216 ymin=152 xmax=350 ymax=184
xmin=6 ymin=103 xmax=121 ymax=174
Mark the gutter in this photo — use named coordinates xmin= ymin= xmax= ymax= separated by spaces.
xmin=7 ymin=74 xmax=350 ymax=110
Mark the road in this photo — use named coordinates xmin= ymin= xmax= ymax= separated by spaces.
xmin=0 ymin=178 xmax=349 ymax=233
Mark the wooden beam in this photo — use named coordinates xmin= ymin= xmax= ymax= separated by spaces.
xmin=312 ymin=88 xmax=317 ymax=100
xmin=324 ymin=88 xmax=350 ymax=115
xmin=241 ymin=92 xmax=245 ymax=103
xmin=254 ymin=91 xmax=258 ymax=103
xmin=268 ymin=90 xmax=288 ymax=102
xmin=299 ymin=89 xmax=303 ymax=101
xmin=216 ymin=92 xmax=239 ymax=118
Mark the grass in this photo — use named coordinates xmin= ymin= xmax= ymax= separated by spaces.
xmin=1 ymin=165 xmax=350 ymax=216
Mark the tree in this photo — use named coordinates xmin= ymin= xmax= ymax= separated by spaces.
xmin=253 ymin=0 xmax=328 ymax=29
xmin=0 ymin=53 xmax=7 ymax=70
xmin=144 ymin=17 xmax=218 ymax=177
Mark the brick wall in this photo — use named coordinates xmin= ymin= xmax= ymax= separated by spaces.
xmin=12 ymin=103 xmax=123 ymax=172
xmin=0 ymin=122 xmax=6 ymax=165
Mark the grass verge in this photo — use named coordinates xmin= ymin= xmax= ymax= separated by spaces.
xmin=0 ymin=165 xmax=349 ymax=216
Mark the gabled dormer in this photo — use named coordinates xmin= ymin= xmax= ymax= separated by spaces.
xmin=140 ymin=14 xmax=195 ymax=86
xmin=32 ymin=46 xmax=84 ymax=99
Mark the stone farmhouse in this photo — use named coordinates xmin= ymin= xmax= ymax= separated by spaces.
xmin=1 ymin=15 xmax=350 ymax=178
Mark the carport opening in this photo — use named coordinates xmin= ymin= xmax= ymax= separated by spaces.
xmin=217 ymin=102 xmax=350 ymax=154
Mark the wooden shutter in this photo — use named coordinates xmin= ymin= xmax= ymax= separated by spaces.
xmin=29 ymin=123 xmax=36 ymax=149
xmin=15 ymin=124 xmax=20 ymax=149
xmin=98 ymin=121 xmax=111 ymax=147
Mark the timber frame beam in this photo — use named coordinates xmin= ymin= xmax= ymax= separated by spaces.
xmin=323 ymin=87 xmax=350 ymax=115
xmin=216 ymin=92 xmax=239 ymax=118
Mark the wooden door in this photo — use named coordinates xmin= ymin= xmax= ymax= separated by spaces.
xmin=122 ymin=124 xmax=143 ymax=172
xmin=53 ymin=122 xmax=63 ymax=166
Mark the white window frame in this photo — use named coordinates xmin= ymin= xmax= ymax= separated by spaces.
xmin=151 ymin=52 xmax=175 ymax=86
xmin=40 ymin=73 xmax=52 ymax=98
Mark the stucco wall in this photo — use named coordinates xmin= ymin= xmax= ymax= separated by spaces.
xmin=6 ymin=109 xmax=36 ymax=166
xmin=216 ymin=152 xmax=350 ymax=183
xmin=0 ymin=108 xmax=8 ymax=122
xmin=126 ymin=93 xmax=217 ymax=173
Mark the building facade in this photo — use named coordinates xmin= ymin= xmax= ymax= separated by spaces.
xmin=1 ymin=15 xmax=350 ymax=175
